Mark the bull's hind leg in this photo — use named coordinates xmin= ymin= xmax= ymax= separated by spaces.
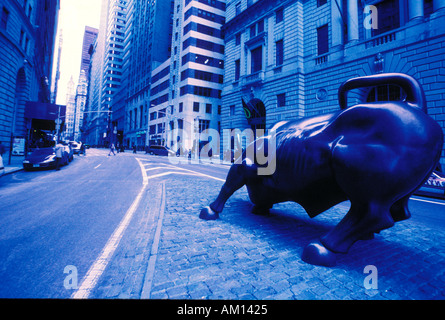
xmin=302 ymin=201 xmax=395 ymax=266
xmin=200 ymin=163 xmax=256 ymax=220
xmin=390 ymin=194 xmax=411 ymax=222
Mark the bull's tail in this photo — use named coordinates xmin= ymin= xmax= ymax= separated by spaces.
xmin=338 ymin=73 xmax=427 ymax=113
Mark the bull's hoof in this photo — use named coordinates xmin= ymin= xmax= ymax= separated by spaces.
xmin=200 ymin=206 xmax=219 ymax=220
xmin=302 ymin=241 xmax=337 ymax=267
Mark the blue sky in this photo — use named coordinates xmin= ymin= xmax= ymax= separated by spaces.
xmin=52 ymin=0 xmax=102 ymax=105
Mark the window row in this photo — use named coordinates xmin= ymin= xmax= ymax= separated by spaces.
xmin=181 ymin=69 xmax=223 ymax=84
xmin=183 ymin=37 xmax=224 ymax=54
xmin=183 ymin=21 xmax=223 ymax=39
xmin=180 ymin=85 xmax=222 ymax=98
xmin=182 ymin=52 xmax=224 ymax=69
xmin=185 ymin=0 xmax=226 ymax=11
xmin=184 ymin=6 xmax=225 ymax=25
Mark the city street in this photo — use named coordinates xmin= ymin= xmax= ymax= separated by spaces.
xmin=0 ymin=149 xmax=444 ymax=299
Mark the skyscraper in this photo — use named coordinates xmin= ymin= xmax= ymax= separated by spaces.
xmin=83 ymin=0 xmax=109 ymax=146
xmin=124 ymin=0 xmax=174 ymax=148
xmin=80 ymin=26 xmax=98 ymax=77
xmin=65 ymin=76 xmax=76 ymax=140
xmin=84 ymin=0 xmax=128 ymax=147
xmin=166 ymin=0 xmax=225 ymax=154
xmin=74 ymin=70 xmax=88 ymax=141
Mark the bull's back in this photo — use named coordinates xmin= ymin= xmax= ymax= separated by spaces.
xmin=327 ymin=102 xmax=443 ymax=202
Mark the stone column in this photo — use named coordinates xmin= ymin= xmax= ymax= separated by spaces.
xmin=347 ymin=0 xmax=359 ymax=42
xmin=408 ymin=0 xmax=424 ymax=20
xmin=331 ymin=0 xmax=343 ymax=47
xmin=434 ymin=0 xmax=445 ymax=11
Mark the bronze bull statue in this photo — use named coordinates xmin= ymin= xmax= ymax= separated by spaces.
xmin=200 ymin=73 xmax=443 ymax=267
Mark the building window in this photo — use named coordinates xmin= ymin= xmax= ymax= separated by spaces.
xmin=199 ymin=119 xmax=210 ymax=133
xmin=235 ymin=59 xmax=240 ymax=81
xmin=251 ymin=46 xmax=263 ymax=73
xmin=317 ymin=0 xmax=327 ymax=7
xmin=193 ymin=102 xmax=200 ymax=112
xmin=235 ymin=2 xmax=241 ymax=15
xmin=371 ymin=0 xmax=400 ymax=37
xmin=317 ymin=24 xmax=329 ymax=55
xmin=206 ymin=103 xmax=212 ymax=114
xmin=275 ymin=40 xmax=283 ymax=66
xmin=366 ymin=85 xmax=405 ymax=102
xmin=179 ymin=102 xmax=183 ymax=112
xmin=257 ymin=19 xmax=264 ymax=33
xmin=235 ymin=33 xmax=241 ymax=45
xmin=277 ymin=93 xmax=286 ymax=107
xmin=1 ymin=7 xmax=9 ymax=30
xmin=276 ymin=8 xmax=284 ymax=23
xmin=250 ymin=19 xmax=264 ymax=39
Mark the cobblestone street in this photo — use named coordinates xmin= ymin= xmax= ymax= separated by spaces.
xmin=94 ymin=169 xmax=445 ymax=300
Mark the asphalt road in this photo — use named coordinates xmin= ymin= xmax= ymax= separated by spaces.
xmin=0 ymin=149 xmax=444 ymax=298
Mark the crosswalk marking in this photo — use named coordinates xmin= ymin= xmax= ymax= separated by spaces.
xmin=135 ymin=158 xmax=225 ymax=182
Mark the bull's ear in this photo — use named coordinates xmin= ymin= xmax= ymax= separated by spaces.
xmin=242 ymin=98 xmax=249 ymax=109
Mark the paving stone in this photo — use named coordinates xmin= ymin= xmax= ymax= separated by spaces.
xmin=91 ymin=172 xmax=445 ymax=300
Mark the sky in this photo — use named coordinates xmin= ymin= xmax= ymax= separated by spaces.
xmin=53 ymin=0 xmax=102 ymax=105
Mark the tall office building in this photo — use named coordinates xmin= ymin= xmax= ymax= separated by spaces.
xmin=102 ymin=0 xmax=128 ymax=145
xmin=222 ymin=0 xmax=445 ymax=164
xmin=166 ymin=0 xmax=225 ymax=154
xmin=74 ymin=70 xmax=88 ymax=141
xmin=124 ymin=0 xmax=174 ymax=148
xmin=0 ymin=0 xmax=60 ymax=153
xmin=80 ymin=26 xmax=99 ymax=76
xmin=84 ymin=0 xmax=128 ymax=147
xmin=84 ymin=0 xmax=109 ymax=146
xmin=51 ymin=30 xmax=63 ymax=104
xmin=64 ymin=76 xmax=76 ymax=140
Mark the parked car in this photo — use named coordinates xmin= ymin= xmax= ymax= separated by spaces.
xmin=147 ymin=145 xmax=175 ymax=157
xmin=69 ymin=141 xmax=81 ymax=154
xmin=0 ymin=153 xmax=4 ymax=176
xmin=415 ymin=171 xmax=445 ymax=199
xmin=22 ymin=147 xmax=69 ymax=170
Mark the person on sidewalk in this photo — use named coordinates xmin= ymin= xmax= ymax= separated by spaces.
xmin=80 ymin=142 xmax=86 ymax=156
xmin=55 ymin=142 xmax=63 ymax=171
xmin=0 ymin=141 xmax=5 ymax=156
xmin=108 ymin=143 xmax=116 ymax=156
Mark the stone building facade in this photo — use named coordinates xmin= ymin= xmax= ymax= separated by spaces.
xmin=0 ymin=0 xmax=59 ymax=154
xmin=222 ymin=0 xmax=445 ymax=164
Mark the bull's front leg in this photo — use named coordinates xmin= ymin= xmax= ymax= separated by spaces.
xmin=200 ymin=163 xmax=254 ymax=220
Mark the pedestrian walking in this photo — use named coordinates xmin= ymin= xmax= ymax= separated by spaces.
xmin=80 ymin=142 xmax=86 ymax=156
xmin=0 ymin=141 xmax=5 ymax=156
xmin=55 ymin=142 xmax=63 ymax=171
xmin=108 ymin=143 xmax=116 ymax=156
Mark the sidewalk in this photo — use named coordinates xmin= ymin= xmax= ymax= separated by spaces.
xmin=92 ymin=173 xmax=445 ymax=300
xmin=1 ymin=152 xmax=24 ymax=175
